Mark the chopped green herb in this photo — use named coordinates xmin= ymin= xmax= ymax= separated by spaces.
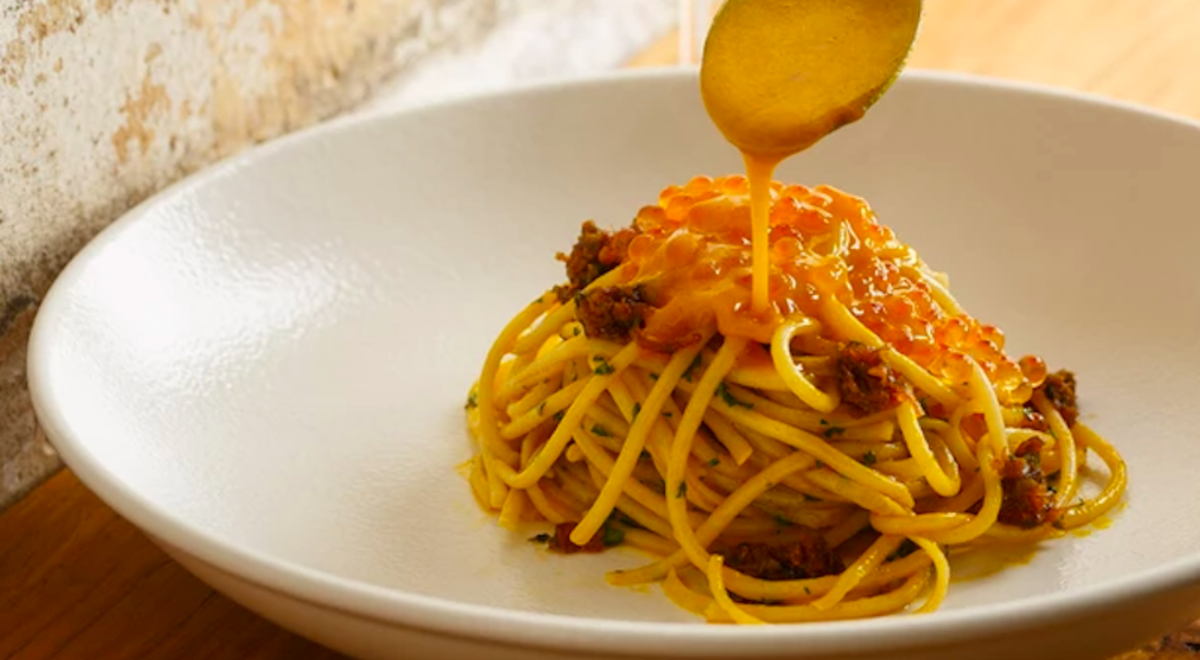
xmin=815 ymin=460 xmax=825 ymax=469
xmin=649 ymin=372 xmax=660 ymax=381
xmin=822 ymin=426 xmax=846 ymax=438
xmin=601 ymin=525 xmax=626 ymax=547
xmin=863 ymin=450 xmax=877 ymax=466
xmin=802 ymin=493 xmax=821 ymax=502
xmin=535 ymin=296 xmax=543 ymax=304
xmin=803 ymin=586 xmax=812 ymax=595
xmin=639 ymin=449 xmax=651 ymax=460
xmin=707 ymin=457 xmax=720 ymax=467
xmin=616 ymin=512 xmax=643 ymax=529
xmin=632 ymin=402 xmax=642 ymax=419
xmin=573 ymin=326 xmax=581 ymax=337
xmin=552 ymin=411 xmax=565 ymax=423
xmin=593 ymin=357 xmax=616 ymax=375
xmin=715 ymin=382 xmax=752 ymax=409
xmin=529 ymin=533 xmax=552 ymax=544
xmin=537 ymin=401 xmax=547 ymax=416
xmin=819 ymin=418 xmax=829 ymax=426
xmin=772 ymin=514 xmax=794 ymax=527
xmin=592 ymin=424 xmax=613 ymax=438
xmin=662 ymin=412 xmax=673 ymax=418
xmin=675 ymin=482 xmax=688 ymax=499
xmin=682 ymin=354 xmax=703 ymax=382
xmin=465 ymin=390 xmax=479 ymax=410
xmin=887 ymin=539 xmax=919 ymax=561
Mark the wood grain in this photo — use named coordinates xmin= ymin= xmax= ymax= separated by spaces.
xmin=7 ymin=1 xmax=1200 ymax=657
xmin=0 ymin=471 xmax=345 ymax=660
xmin=633 ymin=0 xmax=1200 ymax=121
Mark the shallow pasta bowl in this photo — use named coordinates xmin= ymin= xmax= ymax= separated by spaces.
xmin=26 ymin=69 xmax=1200 ymax=660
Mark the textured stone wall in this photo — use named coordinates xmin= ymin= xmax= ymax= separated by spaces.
xmin=0 ymin=0 xmax=500 ymax=508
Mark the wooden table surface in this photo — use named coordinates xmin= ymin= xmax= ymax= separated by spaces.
xmin=7 ymin=1 xmax=1200 ymax=658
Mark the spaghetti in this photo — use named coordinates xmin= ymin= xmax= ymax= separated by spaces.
xmin=465 ymin=176 xmax=1126 ymax=623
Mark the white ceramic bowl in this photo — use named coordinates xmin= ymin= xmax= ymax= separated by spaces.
xmin=27 ymin=70 xmax=1200 ymax=660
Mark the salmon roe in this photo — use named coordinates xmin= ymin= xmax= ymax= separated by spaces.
xmin=618 ymin=175 xmax=1036 ymax=403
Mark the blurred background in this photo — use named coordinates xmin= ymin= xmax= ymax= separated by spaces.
xmin=7 ymin=0 xmax=1198 ymax=510
xmin=3 ymin=1 xmax=1199 ymax=658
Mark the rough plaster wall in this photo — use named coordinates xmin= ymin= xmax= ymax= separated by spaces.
xmin=0 ymin=0 xmax=501 ymax=509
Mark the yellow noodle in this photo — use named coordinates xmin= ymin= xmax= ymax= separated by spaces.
xmin=708 ymin=554 xmax=766 ymax=624
xmin=813 ymin=535 xmax=904 ymax=610
xmin=909 ymin=536 xmax=949 ymax=613
xmin=772 ymin=317 xmax=840 ymax=413
xmin=572 ymin=344 xmax=705 ymax=545
xmin=897 ymin=401 xmax=961 ymax=497
xmin=1060 ymin=424 xmax=1126 ymax=528
xmin=469 ymin=208 xmax=1126 ymax=625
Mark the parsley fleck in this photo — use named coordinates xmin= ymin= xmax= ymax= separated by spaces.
xmin=815 ymin=460 xmax=825 ymax=469
xmin=819 ymin=418 xmax=829 ymax=426
xmin=573 ymin=326 xmax=581 ymax=337
xmin=803 ymin=586 xmax=811 ymax=595
xmin=863 ymin=450 xmax=877 ymax=466
xmin=772 ymin=514 xmax=793 ymax=527
xmin=682 ymin=355 xmax=703 ymax=382
xmin=675 ymin=482 xmax=688 ymax=499
xmin=552 ymin=411 xmax=565 ymax=423
xmin=649 ymin=372 xmax=660 ymax=381
xmin=887 ymin=539 xmax=919 ymax=561
xmin=537 ymin=401 xmax=547 ymax=416
xmin=639 ymin=449 xmax=651 ymax=460
xmin=601 ymin=525 xmax=626 ymax=547
xmin=715 ymin=382 xmax=752 ymax=409
xmin=593 ymin=357 xmax=616 ymax=375
xmin=822 ymin=426 xmax=846 ymax=438
xmin=632 ymin=402 xmax=642 ymax=419
xmin=529 ymin=533 xmax=552 ymax=544
xmin=707 ymin=457 xmax=720 ymax=467
xmin=465 ymin=390 xmax=478 ymax=410
xmin=592 ymin=424 xmax=613 ymax=438
xmin=802 ymin=493 xmax=821 ymax=502
xmin=662 ymin=412 xmax=673 ymax=418
xmin=616 ymin=512 xmax=642 ymax=529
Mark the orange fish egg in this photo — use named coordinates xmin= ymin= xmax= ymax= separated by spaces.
xmin=617 ymin=178 xmax=1035 ymax=400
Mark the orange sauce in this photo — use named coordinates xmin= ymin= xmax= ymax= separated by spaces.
xmin=699 ymin=0 xmax=922 ymax=313
xmin=616 ymin=176 xmax=1028 ymax=395
xmin=744 ymin=154 xmax=779 ymax=312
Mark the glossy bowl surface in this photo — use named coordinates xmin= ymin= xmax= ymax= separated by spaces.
xmin=29 ymin=70 xmax=1200 ymax=660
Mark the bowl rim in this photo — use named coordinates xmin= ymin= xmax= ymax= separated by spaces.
xmin=27 ymin=67 xmax=1200 ymax=656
